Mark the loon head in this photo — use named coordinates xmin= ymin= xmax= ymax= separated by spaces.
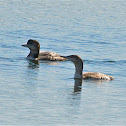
xmin=61 ymin=55 xmax=83 ymax=79
xmin=62 ymin=55 xmax=83 ymax=65
xmin=22 ymin=39 xmax=40 ymax=53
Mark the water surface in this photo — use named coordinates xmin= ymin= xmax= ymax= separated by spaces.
xmin=0 ymin=0 xmax=126 ymax=125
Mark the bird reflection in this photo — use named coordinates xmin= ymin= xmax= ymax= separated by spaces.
xmin=74 ymin=79 xmax=82 ymax=93
xmin=27 ymin=60 xmax=62 ymax=69
xmin=39 ymin=60 xmax=60 ymax=66
xmin=28 ymin=60 xmax=39 ymax=69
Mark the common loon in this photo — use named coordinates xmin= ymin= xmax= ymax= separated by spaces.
xmin=61 ymin=55 xmax=114 ymax=80
xmin=22 ymin=39 xmax=66 ymax=61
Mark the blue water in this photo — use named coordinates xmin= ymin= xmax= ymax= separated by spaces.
xmin=0 ymin=0 xmax=126 ymax=125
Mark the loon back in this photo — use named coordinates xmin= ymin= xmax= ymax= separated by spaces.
xmin=83 ymin=72 xmax=114 ymax=80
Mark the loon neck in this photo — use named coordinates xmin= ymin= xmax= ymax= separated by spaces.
xmin=74 ymin=62 xmax=83 ymax=79
xmin=28 ymin=50 xmax=39 ymax=59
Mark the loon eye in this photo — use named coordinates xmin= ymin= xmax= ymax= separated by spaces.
xmin=27 ymin=41 xmax=33 ymax=45
xmin=70 ymin=55 xmax=77 ymax=59
xmin=70 ymin=55 xmax=74 ymax=58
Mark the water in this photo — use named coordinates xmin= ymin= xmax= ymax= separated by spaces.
xmin=0 ymin=0 xmax=126 ymax=125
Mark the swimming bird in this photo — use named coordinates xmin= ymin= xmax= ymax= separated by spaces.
xmin=22 ymin=39 xmax=66 ymax=61
xmin=61 ymin=55 xmax=114 ymax=80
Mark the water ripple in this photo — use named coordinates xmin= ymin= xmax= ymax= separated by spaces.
xmin=84 ymin=59 xmax=126 ymax=65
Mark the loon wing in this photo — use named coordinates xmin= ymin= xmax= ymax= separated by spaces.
xmin=38 ymin=51 xmax=66 ymax=61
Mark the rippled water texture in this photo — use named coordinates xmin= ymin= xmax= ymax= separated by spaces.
xmin=0 ymin=0 xmax=126 ymax=125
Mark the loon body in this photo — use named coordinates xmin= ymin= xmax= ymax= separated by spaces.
xmin=22 ymin=39 xmax=66 ymax=61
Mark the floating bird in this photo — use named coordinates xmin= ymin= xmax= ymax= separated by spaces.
xmin=61 ymin=55 xmax=114 ymax=80
xmin=22 ymin=39 xmax=66 ymax=61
